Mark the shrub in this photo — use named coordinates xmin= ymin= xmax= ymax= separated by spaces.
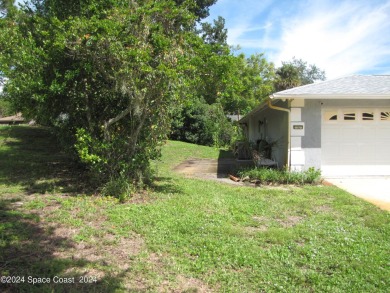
xmin=238 ymin=167 xmax=321 ymax=185
xmin=101 ymin=176 xmax=135 ymax=203
xmin=170 ymin=100 xmax=236 ymax=147
xmin=0 ymin=99 xmax=13 ymax=117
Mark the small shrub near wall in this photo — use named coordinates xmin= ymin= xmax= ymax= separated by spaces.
xmin=238 ymin=167 xmax=322 ymax=185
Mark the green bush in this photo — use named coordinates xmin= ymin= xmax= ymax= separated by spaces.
xmin=170 ymin=100 xmax=236 ymax=147
xmin=238 ymin=167 xmax=322 ymax=185
xmin=100 ymin=176 xmax=135 ymax=203
xmin=0 ymin=98 xmax=13 ymax=117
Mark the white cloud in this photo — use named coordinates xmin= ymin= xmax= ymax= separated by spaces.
xmin=274 ymin=0 xmax=390 ymax=78
xmin=209 ymin=0 xmax=390 ymax=78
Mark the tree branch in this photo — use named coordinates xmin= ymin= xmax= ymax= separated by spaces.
xmin=103 ymin=105 xmax=132 ymax=141
xmin=129 ymin=107 xmax=148 ymax=158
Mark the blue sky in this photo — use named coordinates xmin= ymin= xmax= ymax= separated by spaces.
xmin=206 ymin=0 xmax=390 ymax=79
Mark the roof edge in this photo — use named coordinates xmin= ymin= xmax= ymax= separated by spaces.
xmin=271 ymin=94 xmax=390 ymax=100
xmin=238 ymin=100 xmax=269 ymax=123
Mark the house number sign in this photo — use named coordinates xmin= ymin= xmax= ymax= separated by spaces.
xmin=291 ymin=122 xmax=305 ymax=136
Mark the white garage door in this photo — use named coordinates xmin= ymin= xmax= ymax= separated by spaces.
xmin=321 ymin=108 xmax=390 ymax=176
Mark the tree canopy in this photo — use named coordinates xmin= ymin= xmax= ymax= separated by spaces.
xmin=174 ymin=0 xmax=217 ymax=20
xmin=0 ymin=0 xmax=15 ymax=17
xmin=275 ymin=57 xmax=326 ymax=91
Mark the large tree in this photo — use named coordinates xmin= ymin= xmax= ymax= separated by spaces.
xmin=0 ymin=0 xmax=15 ymax=17
xmin=275 ymin=57 xmax=326 ymax=91
xmin=174 ymin=0 xmax=217 ymax=20
xmin=220 ymin=53 xmax=275 ymax=116
xmin=200 ymin=16 xmax=227 ymax=50
xmin=0 ymin=0 xmax=199 ymax=197
xmin=183 ymin=17 xmax=275 ymax=116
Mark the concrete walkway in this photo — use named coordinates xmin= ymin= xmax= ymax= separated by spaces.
xmin=326 ymin=177 xmax=390 ymax=211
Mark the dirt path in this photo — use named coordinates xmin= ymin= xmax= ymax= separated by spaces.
xmin=173 ymin=158 xmax=297 ymax=192
xmin=173 ymin=158 xmax=238 ymax=184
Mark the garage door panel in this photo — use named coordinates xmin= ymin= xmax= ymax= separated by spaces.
xmin=340 ymin=128 xmax=360 ymax=140
xmin=358 ymin=145 xmax=378 ymax=163
xmin=322 ymin=125 xmax=339 ymax=138
xmin=363 ymin=130 xmax=378 ymax=141
xmin=339 ymin=143 xmax=360 ymax=163
xmin=321 ymin=144 xmax=339 ymax=163
xmin=321 ymin=108 xmax=390 ymax=176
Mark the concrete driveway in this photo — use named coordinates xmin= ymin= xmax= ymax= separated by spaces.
xmin=326 ymin=177 xmax=390 ymax=211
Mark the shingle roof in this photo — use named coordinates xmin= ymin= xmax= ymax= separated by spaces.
xmin=272 ymin=75 xmax=390 ymax=99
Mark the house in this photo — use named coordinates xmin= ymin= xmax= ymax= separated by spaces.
xmin=239 ymin=75 xmax=390 ymax=177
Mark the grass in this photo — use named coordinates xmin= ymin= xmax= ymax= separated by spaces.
xmin=1 ymin=125 xmax=389 ymax=292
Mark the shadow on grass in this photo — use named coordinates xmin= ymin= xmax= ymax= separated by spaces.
xmin=0 ymin=199 xmax=125 ymax=292
xmin=152 ymin=176 xmax=183 ymax=195
xmin=0 ymin=126 xmax=92 ymax=195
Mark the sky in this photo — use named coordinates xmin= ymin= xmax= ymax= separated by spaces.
xmin=206 ymin=0 xmax=390 ymax=79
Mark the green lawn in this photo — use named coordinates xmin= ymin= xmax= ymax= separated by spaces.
xmin=1 ymin=125 xmax=389 ymax=292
